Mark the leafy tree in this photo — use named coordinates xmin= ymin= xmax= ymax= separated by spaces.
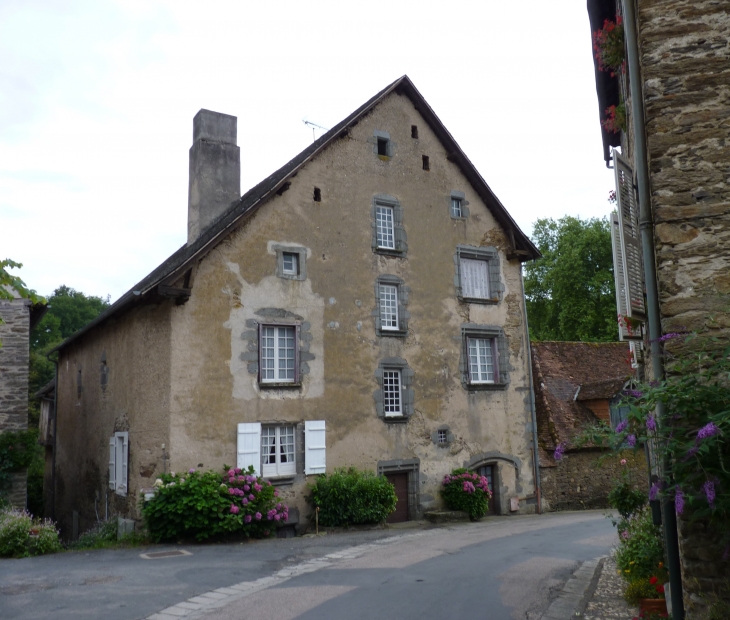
xmin=524 ymin=216 xmax=617 ymax=342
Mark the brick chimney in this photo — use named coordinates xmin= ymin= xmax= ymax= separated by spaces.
xmin=187 ymin=109 xmax=240 ymax=244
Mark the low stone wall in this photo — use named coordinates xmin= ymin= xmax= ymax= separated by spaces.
xmin=540 ymin=449 xmax=647 ymax=512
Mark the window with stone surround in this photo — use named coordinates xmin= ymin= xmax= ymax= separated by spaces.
xmin=460 ymin=325 xmax=510 ymax=390
xmin=372 ymin=194 xmax=407 ymax=256
xmin=259 ymin=324 xmax=299 ymax=385
xmin=374 ymin=358 xmax=415 ymax=420
xmin=454 ymin=245 xmax=503 ymax=303
xmin=373 ymin=275 xmax=409 ymax=337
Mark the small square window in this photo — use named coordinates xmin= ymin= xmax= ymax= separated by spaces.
xmin=382 ymin=370 xmax=402 ymax=416
xmin=375 ymin=204 xmax=395 ymax=250
xmin=451 ymin=198 xmax=463 ymax=218
xmin=437 ymin=429 xmax=448 ymax=444
xmin=282 ymin=252 xmax=299 ymax=276
xmin=377 ymin=137 xmax=389 ymax=156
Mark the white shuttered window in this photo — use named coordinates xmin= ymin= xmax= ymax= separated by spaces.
xmin=261 ymin=425 xmax=296 ymax=477
xmin=304 ymin=420 xmax=326 ymax=475
xmin=237 ymin=423 xmax=262 ymax=475
xmin=460 ymin=258 xmax=490 ymax=299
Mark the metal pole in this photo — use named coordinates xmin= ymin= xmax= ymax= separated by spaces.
xmin=622 ymin=0 xmax=684 ymax=616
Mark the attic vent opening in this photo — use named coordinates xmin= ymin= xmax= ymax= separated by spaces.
xmin=422 ymin=155 xmax=430 ymax=171
xmin=377 ymin=138 xmax=389 ymax=156
xmin=313 ymin=187 xmax=321 ymax=202
xmin=411 ymin=125 xmax=418 ymax=139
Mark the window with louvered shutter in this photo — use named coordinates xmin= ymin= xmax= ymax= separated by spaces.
xmin=237 ymin=423 xmax=262 ymax=475
xmin=613 ymin=150 xmax=646 ymax=319
xmin=304 ymin=420 xmax=326 ymax=475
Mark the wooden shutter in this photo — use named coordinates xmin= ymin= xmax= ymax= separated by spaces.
xmin=488 ymin=255 xmax=501 ymax=300
xmin=294 ymin=324 xmax=301 ymax=383
xmin=614 ymin=150 xmax=646 ymax=319
xmin=119 ymin=432 xmax=129 ymax=496
xmin=610 ymin=212 xmax=633 ymax=340
xmin=108 ymin=436 xmax=116 ymax=490
xmin=304 ymin=420 xmax=326 ymax=475
xmin=460 ymin=258 xmax=489 ymax=299
xmin=237 ymin=423 xmax=262 ymax=475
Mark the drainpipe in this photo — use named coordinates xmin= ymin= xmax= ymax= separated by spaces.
xmin=520 ymin=266 xmax=541 ymax=514
xmin=46 ymin=352 xmax=59 ymax=522
xmin=623 ymin=0 xmax=684 ymax=616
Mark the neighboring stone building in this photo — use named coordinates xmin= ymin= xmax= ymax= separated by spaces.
xmin=532 ymin=341 xmax=645 ymax=511
xmin=49 ymin=76 xmax=542 ymax=537
xmin=587 ymin=0 xmax=730 ymax=615
xmin=0 ymin=289 xmax=45 ymax=508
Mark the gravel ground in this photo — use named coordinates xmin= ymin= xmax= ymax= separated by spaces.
xmin=582 ymin=554 xmax=639 ymax=620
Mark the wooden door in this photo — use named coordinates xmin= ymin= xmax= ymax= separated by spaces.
xmin=385 ymin=472 xmax=409 ymax=523
xmin=478 ymin=465 xmax=499 ymax=515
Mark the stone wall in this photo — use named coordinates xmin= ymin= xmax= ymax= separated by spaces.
xmin=540 ymin=449 xmax=646 ymax=512
xmin=636 ymin=1 xmax=730 ymax=615
xmin=0 ymin=297 xmax=30 ymax=508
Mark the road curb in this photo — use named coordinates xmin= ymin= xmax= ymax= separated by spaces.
xmin=540 ymin=555 xmax=606 ymax=620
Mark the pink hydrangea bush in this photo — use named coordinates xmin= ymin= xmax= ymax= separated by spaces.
xmin=440 ymin=468 xmax=492 ymax=521
xmin=142 ymin=466 xmax=287 ymax=542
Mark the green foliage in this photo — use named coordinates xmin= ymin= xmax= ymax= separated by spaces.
xmin=306 ymin=467 xmax=397 ymax=527
xmin=0 ymin=507 xmax=62 ymax=558
xmin=70 ymin=520 xmax=118 ymax=550
xmin=440 ymin=468 xmax=492 ymax=521
xmin=624 ymin=578 xmax=661 ymax=605
xmin=142 ymin=466 xmax=287 ymax=542
xmin=608 ymin=481 xmax=647 ymax=520
xmin=0 ymin=259 xmax=43 ymax=304
xmin=615 ymin=510 xmax=665 ymax=583
xmin=709 ymin=600 xmax=730 ymax=620
xmin=524 ymin=216 xmax=617 ymax=342
xmin=0 ymin=429 xmax=41 ymax=500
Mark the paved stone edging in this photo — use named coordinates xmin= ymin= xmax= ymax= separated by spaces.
xmin=540 ymin=556 xmax=605 ymax=620
xmin=147 ymin=530 xmax=429 ymax=620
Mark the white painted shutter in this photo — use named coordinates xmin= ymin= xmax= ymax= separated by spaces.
xmin=304 ymin=420 xmax=326 ymax=475
xmin=610 ymin=212 xmax=632 ymax=341
xmin=237 ymin=423 xmax=262 ymax=475
xmin=613 ymin=150 xmax=646 ymax=319
xmin=119 ymin=432 xmax=129 ymax=496
xmin=108 ymin=436 xmax=116 ymax=490
xmin=460 ymin=258 xmax=489 ymax=299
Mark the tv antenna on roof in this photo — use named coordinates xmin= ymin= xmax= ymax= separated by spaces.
xmin=303 ymin=120 xmax=329 ymax=142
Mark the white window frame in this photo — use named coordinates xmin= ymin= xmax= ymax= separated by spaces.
xmin=259 ymin=325 xmax=297 ymax=384
xmin=467 ymin=337 xmax=497 ymax=384
xmin=437 ymin=429 xmax=448 ymax=444
xmin=261 ymin=425 xmax=296 ymax=477
xmin=375 ymin=204 xmax=395 ymax=250
xmin=108 ymin=431 xmax=128 ymax=496
xmin=379 ymin=284 xmax=399 ymax=331
xmin=451 ymin=198 xmax=463 ymax=218
xmin=382 ymin=369 xmax=402 ymax=417
xmin=282 ymin=252 xmax=299 ymax=276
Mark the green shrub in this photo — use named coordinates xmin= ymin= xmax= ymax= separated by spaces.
xmin=71 ymin=520 xmax=118 ymax=550
xmin=306 ymin=467 xmax=397 ymax=527
xmin=608 ymin=480 xmax=646 ymax=520
xmin=141 ymin=466 xmax=287 ymax=542
xmin=624 ymin=577 xmax=658 ymax=605
xmin=0 ymin=507 xmax=62 ymax=558
xmin=0 ymin=429 xmax=39 ymax=498
xmin=615 ymin=509 xmax=664 ymax=582
xmin=440 ymin=468 xmax=492 ymax=520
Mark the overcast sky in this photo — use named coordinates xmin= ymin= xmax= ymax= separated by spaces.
xmin=0 ymin=0 xmax=615 ymax=302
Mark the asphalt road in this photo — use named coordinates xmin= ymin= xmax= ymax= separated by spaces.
xmin=0 ymin=511 xmax=617 ymax=620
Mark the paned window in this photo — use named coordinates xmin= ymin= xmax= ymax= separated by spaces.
xmin=282 ymin=252 xmax=298 ymax=276
xmin=261 ymin=425 xmax=296 ymax=477
xmin=379 ymin=284 xmax=399 ymax=331
xmin=382 ymin=370 xmax=402 ymax=416
xmin=437 ymin=429 xmax=448 ymax=444
xmin=376 ymin=205 xmax=395 ymax=249
xmin=451 ymin=198 xmax=463 ymax=218
xmin=468 ymin=337 xmax=497 ymax=384
xmin=260 ymin=325 xmax=296 ymax=383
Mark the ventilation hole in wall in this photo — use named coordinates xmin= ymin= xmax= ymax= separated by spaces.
xmin=411 ymin=125 xmax=418 ymax=139
xmin=313 ymin=187 xmax=321 ymax=202
xmin=422 ymin=155 xmax=430 ymax=171
xmin=377 ymin=138 xmax=388 ymax=156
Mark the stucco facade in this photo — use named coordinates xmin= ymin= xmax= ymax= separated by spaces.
xmin=52 ymin=78 xmax=540 ymax=537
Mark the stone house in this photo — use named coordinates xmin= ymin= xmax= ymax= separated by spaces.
xmin=532 ymin=341 xmax=645 ymax=512
xmin=48 ymin=76 xmax=541 ymax=537
xmin=587 ymin=0 xmax=730 ymax=615
xmin=0 ymin=288 xmax=45 ymax=508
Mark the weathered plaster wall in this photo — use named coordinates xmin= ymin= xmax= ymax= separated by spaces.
xmin=540 ymin=449 xmax=646 ymax=512
xmin=635 ymin=1 xmax=730 ymax=614
xmin=54 ymin=303 xmax=172 ymax=536
xmin=167 ymin=91 xmax=537 ymax=520
xmin=0 ymin=296 xmax=30 ymax=508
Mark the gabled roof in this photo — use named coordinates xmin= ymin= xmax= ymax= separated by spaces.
xmin=53 ymin=75 xmax=539 ymax=353
xmin=532 ymin=341 xmax=633 ymax=466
